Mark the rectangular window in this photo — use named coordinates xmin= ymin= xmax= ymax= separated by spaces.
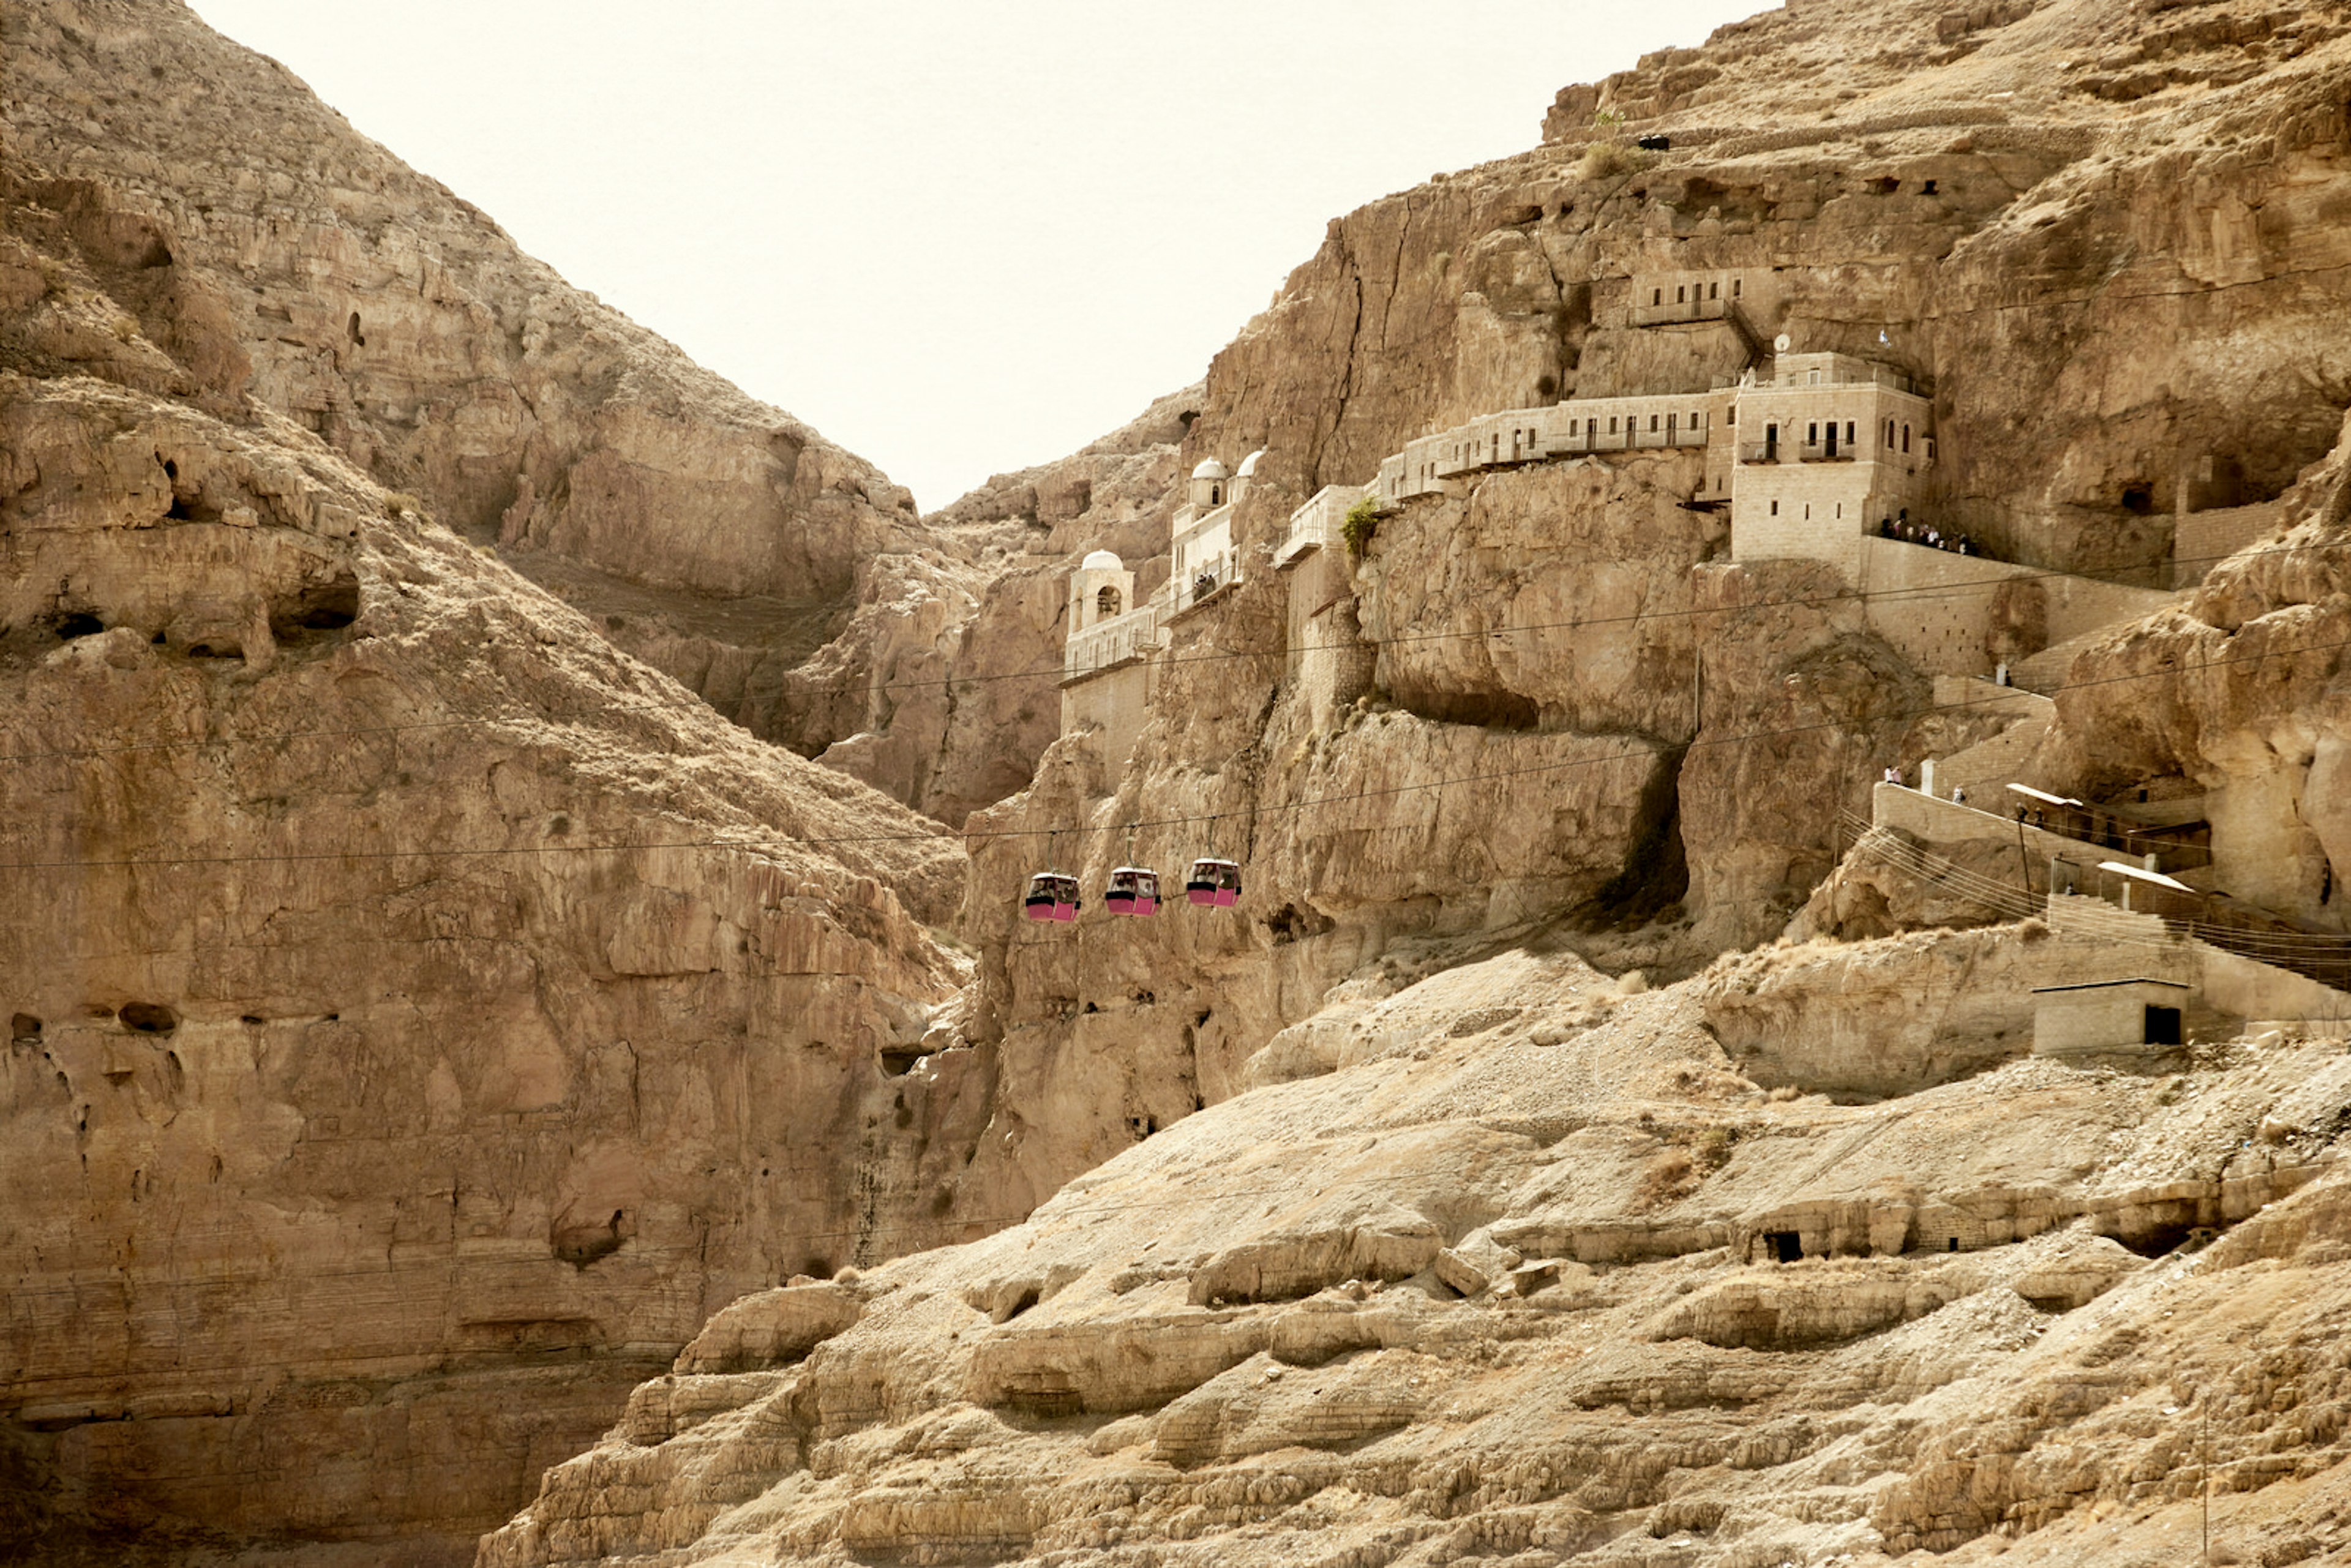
xmin=1709 ymin=281 xmax=1720 ymax=299
xmin=1650 ymin=415 xmax=1660 ymax=432
xmin=1569 ymin=419 xmax=1579 ymax=435
xmin=1653 ymin=289 xmax=1663 ymax=306
xmin=1676 ymin=285 xmax=1687 ymax=303
xmin=1805 ymin=504 xmax=1812 ymax=519
xmin=1733 ymin=277 xmax=1742 ymax=297
xmin=1609 ymin=417 xmax=1619 ymax=433
xmin=1808 ymin=422 xmax=1819 ymax=444
xmin=1770 ymin=500 xmax=1779 ymax=516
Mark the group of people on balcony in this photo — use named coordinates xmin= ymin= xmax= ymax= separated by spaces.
xmin=1879 ymin=512 xmax=1982 ymax=557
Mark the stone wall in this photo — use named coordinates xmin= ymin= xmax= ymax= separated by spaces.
xmin=1856 ymin=538 xmax=2177 ymax=678
xmin=1059 ymin=661 xmax=1157 ymax=797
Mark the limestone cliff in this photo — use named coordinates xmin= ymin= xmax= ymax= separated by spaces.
xmin=923 ymin=0 xmax=2351 ymax=1195
xmin=0 ymin=112 xmax=989 ymax=1562
xmin=1 ymin=0 xmax=1056 ymax=823
xmin=484 ymin=1 xmax=2351 ymax=1564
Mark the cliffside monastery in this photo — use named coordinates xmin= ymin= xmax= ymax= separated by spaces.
xmin=1055 ymin=266 xmax=2331 ymax=1056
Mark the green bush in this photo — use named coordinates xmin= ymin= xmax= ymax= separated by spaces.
xmin=1341 ymin=495 xmax=1380 ymax=558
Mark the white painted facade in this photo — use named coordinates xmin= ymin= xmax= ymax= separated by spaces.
xmin=1376 ymin=391 xmax=1733 ymax=506
xmin=1277 ymin=484 xmax=1368 ymax=569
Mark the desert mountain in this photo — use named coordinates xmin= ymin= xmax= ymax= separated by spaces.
xmin=12 ymin=0 xmax=2351 ymax=1566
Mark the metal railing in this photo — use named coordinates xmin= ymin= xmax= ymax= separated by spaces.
xmin=1172 ymin=558 xmax=1235 ymax=615
xmin=1063 ymin=606 xmax=1160 ymax=680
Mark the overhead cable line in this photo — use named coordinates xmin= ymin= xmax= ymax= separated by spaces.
xmin=0 ymin=538 xmax=2318 ymax=773
xmin=2 ymin=626 xmax=2348 ymax=872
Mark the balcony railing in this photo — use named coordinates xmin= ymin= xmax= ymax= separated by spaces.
xmin=1276 ymin=486 xmax=1363 ymax=568
xmin=1171 ymin=557 xmax=1236 ymax=617
xmin=1736 ymin=441 xmax=1861 ymax=465
xmin=1063 ymin=606 xmax=1161 ymax=681
xmin=1631 ymin=296 xmax=1730 ymax=326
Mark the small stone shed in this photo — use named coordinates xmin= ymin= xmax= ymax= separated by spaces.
xmin=2031 ymin=977 xmax=2192 ymax=1063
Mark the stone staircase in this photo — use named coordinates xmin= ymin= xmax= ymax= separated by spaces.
xmin=1922 ymin=677 xmax=2055 ymax=802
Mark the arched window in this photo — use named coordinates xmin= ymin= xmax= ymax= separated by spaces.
xmin=1097 ymin=585 xmax=1122 ymax=619
xmin=1902 ymin=424 xmax=1911 ymax=452
xmin=1210 ymin=483 xmax=1223 ymax=505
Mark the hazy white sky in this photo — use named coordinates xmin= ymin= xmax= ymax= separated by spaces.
xmin=190 ymin=1 xmax=1764 ymax=511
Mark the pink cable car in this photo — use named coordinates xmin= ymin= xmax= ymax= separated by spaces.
xmin=1105 ymin=866 xmax=1160 ymax=916
xmin=1022 ymin=872 xmax=1080 ymax=922
xmin=1185 ymin=857 xmax=1241 ymax=907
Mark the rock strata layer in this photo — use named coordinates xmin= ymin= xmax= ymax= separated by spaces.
xmin=0 ymin=82 xmax=986 ymax=1564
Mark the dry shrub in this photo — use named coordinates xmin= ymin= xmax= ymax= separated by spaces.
xmin=1576 ymin=141 xmax=1637 ymax=180
xmin=1634 ymin=1147 xmax=1695 ymax=1210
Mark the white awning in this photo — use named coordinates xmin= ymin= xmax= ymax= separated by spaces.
xmin=2098 ymin=860 xmax=2195 ymax=893
xmin=2008 ymin=783 xmax=2085 ymax=807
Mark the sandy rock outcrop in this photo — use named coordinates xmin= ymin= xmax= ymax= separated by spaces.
xmin=487 ymin=921 xmax=2351 ymax=1568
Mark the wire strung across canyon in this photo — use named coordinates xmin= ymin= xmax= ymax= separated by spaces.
xmin=0 ymin=537 xmax=2315 ymax=776
xmin=1833 ymin=811 xmax=2351 ymax=966
xmin=0 ymin=621 xmax=2345 ymax=874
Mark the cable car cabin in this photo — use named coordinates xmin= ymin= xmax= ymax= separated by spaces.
xmin=1023 ymin=873 xmax=1080 ymax=922
xmin=1185 ymin=858 xmax=1241 ymax=907
xmin=1105 ymin=866 xmax=1160 ymax=916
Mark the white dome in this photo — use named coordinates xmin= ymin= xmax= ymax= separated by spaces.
xmin=1080 ymin=549 xmax=1123 ymax=571
xmin=1191 ymin=457 xmax=1231 ymax=481
xmin=1234 ymin=448 xmax=1267 ymax=478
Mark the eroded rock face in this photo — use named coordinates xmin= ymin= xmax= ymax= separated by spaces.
xmin=485 ymin=926 xmax=2351 ymax=1568
xmin=0 ymin=142 xmax=991 ymax=1562
xmin=923 ymin=0 xmax=2351 ymax=1198
xmin=1 ymin=0 xmax=1090 ymax=823
xmin=2034 ymin=414 xmax=2351 ymax=931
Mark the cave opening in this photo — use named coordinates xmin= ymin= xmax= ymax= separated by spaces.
xmin=119 ymin=1002 xmax=179 ymax=1034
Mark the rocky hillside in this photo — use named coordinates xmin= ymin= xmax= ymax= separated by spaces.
xmin=1 ymin=0 xmax=1076 ymax=823
xmin=484 ymin=918 xmax=2351 ymax=1568
xmin=484 ymin=0 xmax=2351 ymax=1563
xmin=16 ymin=0 xmax=2351 ymax=1564
xmin=0 ymin=58 xmax=997 ymax=1568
